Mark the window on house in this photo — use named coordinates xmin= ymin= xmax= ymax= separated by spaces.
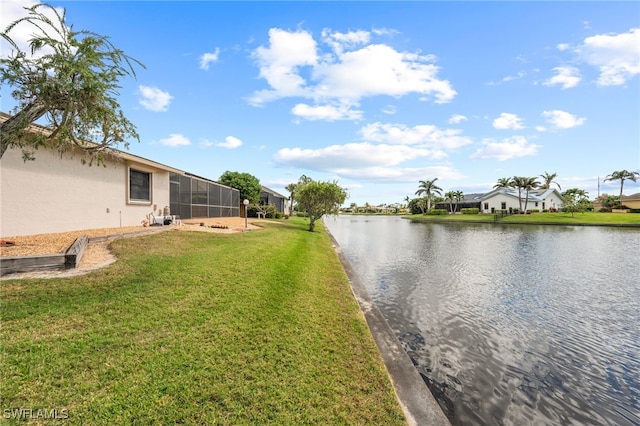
xmin=129 ymin=168 xmax=152 ymax=203
xmin=501 ymin=202 xmax=506 ymax=209
xmin=484 ymin=202 xmax=489 ymax=210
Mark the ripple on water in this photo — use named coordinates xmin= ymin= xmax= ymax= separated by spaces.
xmin=325 ymin=217 xmax=640 ymax=426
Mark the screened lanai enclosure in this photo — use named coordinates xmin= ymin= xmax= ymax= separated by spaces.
xmin=169 ymin=172 xmax=240 ymax=220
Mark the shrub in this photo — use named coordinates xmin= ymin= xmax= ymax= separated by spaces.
xmin=248 ymin=204 xmax=278 ymax=218
xmin=427 ymin=209 xmax=448 ymax=215
xmin=247 ymin=206 xmax=259 ymax=218
xmin=461 ymin=208 xmax=479 ymax=214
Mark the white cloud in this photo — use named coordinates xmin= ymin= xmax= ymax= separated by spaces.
xmin=159 ymin=134 xmax=191 ymax=147
xmin=578 ymin=28 xmax=640 ymax=86
xmin=274 ymin=142 xmax=439 ymax=171
xmin=249 ymin=28 xmax=318 ymax=105
xmin=138 ymin=85 xmax=173 ymax=112
xmin=360 ymin=122 xmax=472 ymax=149
xmin=314 ymin=43 xmax=454 ymax=102
xmin=448 ymin=114 xmax=468 ymax=124
xmin=543 ymin=66 xmax=581 ymax=89
xmin=382 ymin=105 xmax=397 ymax=115
xmin=291 ymin=103 xmax=363 ymax=121
xmin=493 ymin=113 xmax=524 ymax=130
xmin=331 ymin=165 xmax=464 ymax=182
xmin=201 ymin=136 xmax=243 ymax=149
xmin=487 ymin=71 xmax=526 ymax=86
xmin=274 ymin=143 xmax=463 ymax=181
xmin=502 ymin=71 xmax=526 ymax=82
xmin=250 ymin=27 xmax=456 ymax=116
xmin=542 ymin=110 xmax=586 ymax=129
xmin=321 ymin=29 xmax=370 ymax=55
xmin=199 ymin=48 xmax=220 ymax=70
xmin=371 ymin=27 xmax=399 ymax=37
xmin=557 ymin=43 xmax=571 ymax=51
xmin=471 ymin=136 xmax=540 ymax=161
xmin=216 ymin=136 xmax=242 ymax=149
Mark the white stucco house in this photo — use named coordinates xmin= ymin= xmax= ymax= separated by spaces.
xmin=480 ymin=188 xmax=564 ymax=213
xmin=1 ymin=142 xmax=182 ymax=237
xmin=0 ymin=113 xmax=240 ymax=237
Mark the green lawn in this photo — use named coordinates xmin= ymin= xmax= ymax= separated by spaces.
xmin=1 ymin=218 xmax=406 ymax=425
xmin=405 ymin=211 xmax=640 ymax=226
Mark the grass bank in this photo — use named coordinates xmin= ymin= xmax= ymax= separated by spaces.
xmin=405 ymin=211 xmax=640 ymax=226
xmin=1 ymin=218 xmax=406 ymax=425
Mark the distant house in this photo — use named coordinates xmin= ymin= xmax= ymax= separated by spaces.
xmin=0 ymin=113 xmax=239 ymax=237
xmin=260 ymin=185 xmax=288 ymax=214
xmin=434 ymin=193 xmax=484 ymax=211
xmin=480 ymin=188 xmax=564 ymax=213
xmin=620 ymin=193 xmax=640 ymax=210
xmin=592 ymin=193 xmax=640 ymax=211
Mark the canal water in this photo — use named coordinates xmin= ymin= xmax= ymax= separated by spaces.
xmin=323 ymin=215 xmax=640 ymax=426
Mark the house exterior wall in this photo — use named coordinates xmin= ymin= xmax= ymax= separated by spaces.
xmin=621 ymin=194 xmax=640 ymax=209
xmin=623 ymin=200 xmax=640 ymax=209
xmin=543 ymin=192 xmax=564 ymax=211
xmin=481 ymin=193 xmax=520 ymax=213
xmin=480 ymin=190 xmax=563 ymax=213
xmin=1 ymin=146 xmax=171 ymax=237
xmin=260 ymin=187 xmax=287 ymax=213
xmin=260 ymin=191 xmax=286 ymax=212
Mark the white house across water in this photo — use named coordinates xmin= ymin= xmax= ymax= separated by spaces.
xmin=480 ymin=188 xmax=564 ymax=213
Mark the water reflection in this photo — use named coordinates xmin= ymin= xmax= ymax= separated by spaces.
xmin=324 ymin=215 xmax=640 ymax=426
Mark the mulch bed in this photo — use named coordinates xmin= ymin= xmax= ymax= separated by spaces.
xmin=1 ymin=217 xmax=263 ymax=258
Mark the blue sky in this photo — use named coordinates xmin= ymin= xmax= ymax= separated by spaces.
xmin=2 ymin=1 xmax=639 ymax=206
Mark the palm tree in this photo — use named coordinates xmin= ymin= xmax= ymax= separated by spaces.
xmin=285 ymin=182 xmax=297 ymax=214
xmin=511 ymin=176 xmax=539 ymax=212
xmin=540 ymin=171 xmax=561 ymax=190
xmin=286 ymin=175 xmax=313 ymax=215
xmin=493 ymin=177 xmax=513 ymax=189
xmin=522 ymin=177 xmax=540 ymax=213
xmin=445 ymin=190 xmax=465 ymax=213
xmin=604 ymin=170 xmax=640 ymax=207
xmin=415 ymin=178 xmax=443 ymax=213
xmin=444 ymin=191 xmax=456 ymax=213
xmin=511 ymin=176 xmax=527 ymax=212
xmin=453 ymin=190 xmax=465 ymax=212
xmin=298 ymin=174 xmax=312 ymax=184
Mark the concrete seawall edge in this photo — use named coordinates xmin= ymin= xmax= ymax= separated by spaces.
xmin=324 ymin=223 xmax=451 ymax=426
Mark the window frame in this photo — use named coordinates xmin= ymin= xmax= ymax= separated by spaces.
xmin=128 ymin=167 xmax=153 ymax=205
